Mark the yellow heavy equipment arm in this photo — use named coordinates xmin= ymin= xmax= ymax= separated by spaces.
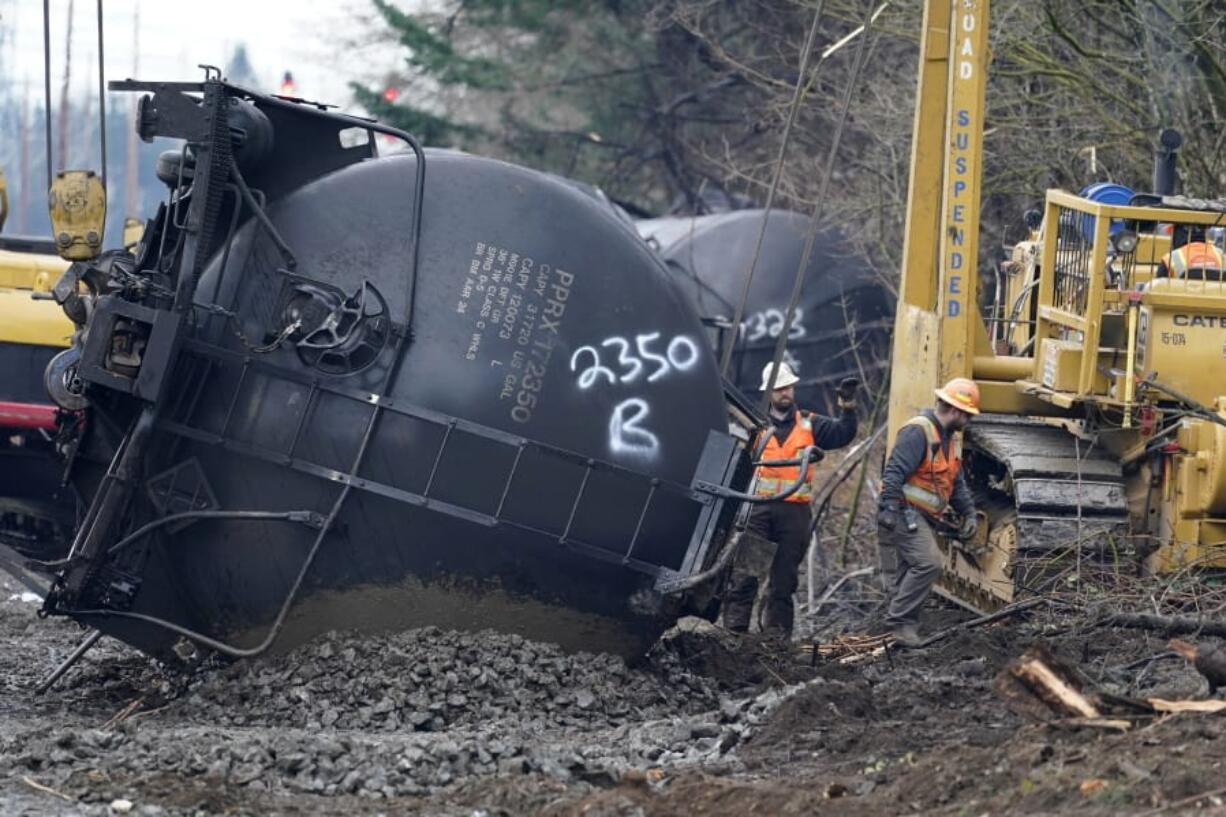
xmin=891 ymin=0 xmax=1017 ymax=434
xmin=889 ymin=0 xmax=1226 ymax=611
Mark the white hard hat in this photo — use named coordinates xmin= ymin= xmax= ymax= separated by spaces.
xmin=760 ymin=361 xmax=800 ymax=391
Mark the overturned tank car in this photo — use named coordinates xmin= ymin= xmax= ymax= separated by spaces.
xmin=16 ymin=76 xmax=763 ymax=664
xmin=637 ymin=210 xmax=892 ymax=410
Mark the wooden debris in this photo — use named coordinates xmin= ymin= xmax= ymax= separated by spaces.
xmin=1139 ymin=783 xmax=1226 ymax=815
xmin=1098 ymin=690 xmax=1162 ymax=715
xmin=916 ymin=597 xmax=1046 ymax=648
xmin=1009 ymin=648 xmax=1101 ymax=718
xmin=995 ymin=645 xmax=1105 ymax=722
xmin=807 ymin=567 xmax=875 ymax=614
xmin=837 ymin=647 xmax=887 ymax=665
xmin=1147 ymin=698 xmax=1226 ymax=714
xmin=804 ymin=598 xmax=1045 ymax=665
xmin=1099 ymin=611 xmax=1226 ymax=639
xmin=998 ymin=644 xmax=1226 ymax=730
xmin=1048 ymin=717 xmax=1132 ymax=733
xmin=801 ymin=633 xmax=893 ymax=665
xmin=101 ymin=697 xmax=145 ymax=731
xmin=21 ymin=776 xmax=74 ymax=802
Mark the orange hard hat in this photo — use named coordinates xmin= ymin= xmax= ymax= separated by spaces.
xmin=935 ymin=377 xmax=980 ymax=415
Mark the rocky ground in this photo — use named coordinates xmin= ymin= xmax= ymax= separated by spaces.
xmin=4 ymin=572 xmax=1226 ymax=816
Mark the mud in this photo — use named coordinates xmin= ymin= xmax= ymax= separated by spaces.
xmin=4 ymin=573 xmax=1226 ymax=816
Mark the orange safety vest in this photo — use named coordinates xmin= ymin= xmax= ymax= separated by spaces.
xmin=754 ymin=411 xmax=818 ymax=503
xmin=1163 ymin=242 xmax=1226 ymax=278
xmin=901 ymin=415 xmax=963 ymax=517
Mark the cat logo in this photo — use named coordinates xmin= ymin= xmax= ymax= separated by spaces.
xmin=1173 ymin=314 xmax=1226 ymax=328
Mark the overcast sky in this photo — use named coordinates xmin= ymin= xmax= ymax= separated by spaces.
xmin=3 ymin=0 xmax=408 ymax=114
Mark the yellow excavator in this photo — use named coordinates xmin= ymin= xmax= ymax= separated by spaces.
xmin=0 ymin=169 xmax=71 ymax=328
xmin=0 ymin=168 xmax=76 ymax=552
xmin=0 ymin=164 xmax=138 ymax=559
xmin=889 ymin=0 xmax=1226 ymax=611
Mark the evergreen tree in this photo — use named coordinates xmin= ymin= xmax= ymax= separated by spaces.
xmin=225 ymin=44 xmax=262 ymax=91
xmin=351 ymin=0 xmax=684 ymax=209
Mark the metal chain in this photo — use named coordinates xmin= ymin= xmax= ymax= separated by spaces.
xmin=194 ymin=302 xmax=302 ymax=354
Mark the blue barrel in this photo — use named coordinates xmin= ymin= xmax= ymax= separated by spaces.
xmin=1079 ymin=182 xmax=1134 ymax=243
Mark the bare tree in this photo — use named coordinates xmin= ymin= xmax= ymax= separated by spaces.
xmin=356 ymin=0 xmax=1226 ymax=279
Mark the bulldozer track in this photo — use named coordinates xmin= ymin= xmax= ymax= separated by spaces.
xmin=935 ymin=416 xmax=1131 ymax=613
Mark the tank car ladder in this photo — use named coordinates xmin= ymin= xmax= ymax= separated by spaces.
xmin=157 ymin=339 xmax=745 ymax=586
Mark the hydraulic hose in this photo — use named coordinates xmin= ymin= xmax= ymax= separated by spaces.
xmin=107 ymin=510 xmax=324 ymax=555
xmin=1144 ymin=376 xmax=1226 ymax=430
xmin=695 ymin=445 xmax=822 ymax=504
xmin=657 ymin=528 xmax=747 ymax=594
xmin=668 ymin=446 xmax=823 ymax=593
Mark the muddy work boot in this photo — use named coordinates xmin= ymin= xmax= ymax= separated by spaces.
xmin=889 ymin=623 xmax=922 ymax=648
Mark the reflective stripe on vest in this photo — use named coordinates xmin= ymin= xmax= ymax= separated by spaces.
xmin=1168 ymin=242 xmax=1226 ymax=278
xmin=901 ymin=415 xmax=962 ymax=517
xmin=753 ymin=411 xmax=817 ymax=503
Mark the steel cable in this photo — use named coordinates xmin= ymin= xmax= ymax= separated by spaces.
xmin=760 ymin=0 xmax=882 ymax=415
xmin=718 ymin=0 xmax=828 ymax=378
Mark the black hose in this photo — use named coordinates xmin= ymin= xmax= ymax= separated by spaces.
xmin=106 ymin=510 xmax=324 ymax=555
xmin=229 ymin=161 xmax=296 ymax=269
xmin=1144 ymin=376 xmax=1226 ymax=430
xmin=657 ymin=529 xmax=747 ymax=594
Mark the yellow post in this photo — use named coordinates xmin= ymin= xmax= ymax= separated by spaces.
xmin=937 ymin=0 xmax=991 ymax=383
xmin=1034 ymin=194 xmax=1061 ymax=345
xmin=887 ymin=0 xmax=952 ymax=444
xmin=1123 ymin=295 xmax=1139 ymax=429
xmin=1076 ymin=203 xmax=1111 ymax=395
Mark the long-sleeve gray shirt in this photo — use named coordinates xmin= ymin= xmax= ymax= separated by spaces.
xmin=880 ymin=410 xmax=974 ymax=515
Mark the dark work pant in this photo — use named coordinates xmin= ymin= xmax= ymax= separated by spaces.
xmin=881 ymin=514 xmax=943 ymax=628
xmin=723 ymin=501 xmax=812 ymax=635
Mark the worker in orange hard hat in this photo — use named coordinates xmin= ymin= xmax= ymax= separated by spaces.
xmin=876 ymin=377 xmax=980 ymax=647
xmin=1157 ymin=224 xmax=1226 ymax=281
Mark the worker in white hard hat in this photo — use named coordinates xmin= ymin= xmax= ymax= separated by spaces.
xmin=722 ymin=360 xmax=859 ymax=636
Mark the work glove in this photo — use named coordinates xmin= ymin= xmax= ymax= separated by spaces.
xmin=958 ymin=513 xmax=978 ymax=542
xmin=878 ymin=502 xmax=900 ymax=531
xmin=836 ymin=377 xmax=860 ymax=411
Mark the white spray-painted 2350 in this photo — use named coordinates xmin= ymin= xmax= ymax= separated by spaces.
xmin=569 ymin=333 xmax=700 ymax=389
xmin=569 ymin=332 xmax=702 ymax=460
